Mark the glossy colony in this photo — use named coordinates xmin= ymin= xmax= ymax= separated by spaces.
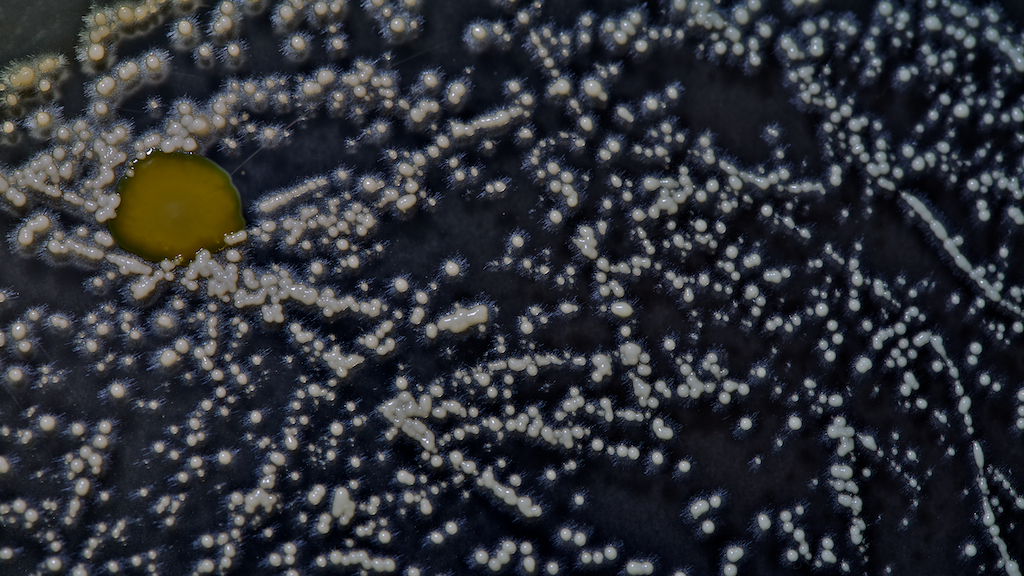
xmin=0 ymin=0 xmax=1022 ymax=574
xmin=108 ymin=151 xmax=246 ymax=262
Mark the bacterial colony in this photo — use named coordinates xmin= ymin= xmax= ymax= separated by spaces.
xmin=0 ymin=0 xmax=1022 ymax=574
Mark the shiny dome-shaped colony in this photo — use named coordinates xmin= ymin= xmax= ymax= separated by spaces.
xmin=108 ymin=151 xmax=246 ymax=262
xmin=0 ymin=0 xmax=1023 ymax=575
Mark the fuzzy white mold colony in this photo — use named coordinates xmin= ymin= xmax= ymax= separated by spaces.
xmin=0 ymin=0 xmax=1022 ymax=574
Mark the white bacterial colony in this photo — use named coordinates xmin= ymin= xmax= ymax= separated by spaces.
xmin=0 ymin=0 xmax=1023 ymax=575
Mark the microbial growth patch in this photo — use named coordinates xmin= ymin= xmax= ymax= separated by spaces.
xmin=1 ymin=0 xmax=1024 ymax=574
xmin=107 ymin=151 xmax=246 ymax=262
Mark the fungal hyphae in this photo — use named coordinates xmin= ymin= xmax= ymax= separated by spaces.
xmin=0 ymin=0 xmax=1023 ymax=575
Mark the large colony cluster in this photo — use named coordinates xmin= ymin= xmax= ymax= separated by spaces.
xmin=1 ymin=0 xmax=1023 ymax=574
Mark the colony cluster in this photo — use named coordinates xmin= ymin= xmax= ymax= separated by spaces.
xmin=0 ymin=0 xmax=1023 ymax=575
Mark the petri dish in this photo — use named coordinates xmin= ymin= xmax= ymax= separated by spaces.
xmin=0 ymin=0 xmax=1022 ymax=574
